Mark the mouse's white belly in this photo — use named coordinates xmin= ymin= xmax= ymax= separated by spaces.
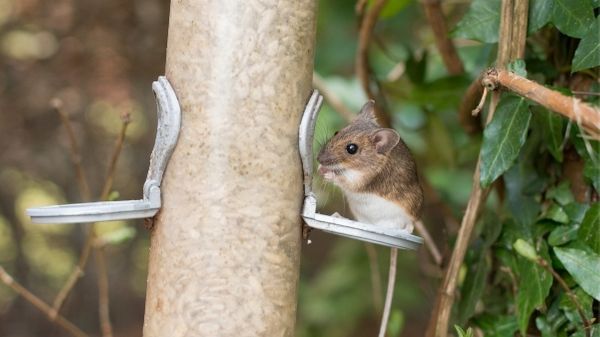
xmin=344 ymin=191 xmax=414 ymax=232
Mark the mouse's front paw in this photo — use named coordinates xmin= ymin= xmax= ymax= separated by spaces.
xmin=331 ymin=212 xmax=344 ymax=218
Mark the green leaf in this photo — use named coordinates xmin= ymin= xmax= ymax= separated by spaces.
xmin=514 ymin=239 xmax=539 ymax=261
xmin=507 ymin=59 xmax=527 ymax=77
xmin=572 ymin=16 xmax=600 ymax=72
xmin=551 ymin=0 xmax=595 ymax=38
xmin=554 ymin=247 xmax=600 ymax=300
xmin=386 ymin=309 xmax=404 ymax=336
xmin=379 ymin=0 xmax=412 ymax=18
xmin=578 ymin=203 xmax=600 ymax=254
xmin=458 ymin=249 xmax=490 ymax=323
xmin=452 ymin=0 xmax=501 ymax=43
xmin=535 ymin=107 xmax=564 ymax=162
xmin=546 ymin=182 xmax=574 ymax=206
xmin=474 ymin=315 xmax=518 ymax=337
xmin=548 ymin=225 xmax=579 ymax=246
xmin=503 ymin=162 xmax=542 ymax=226
xmin=559 ymin=287 xmax=593 ymax=325
xmin=544 ymin=204 xmax=569 ymax=224
xmin=570 ymin=324 xmax=600 ymax=337
xmin=516 ymin=242 xmax=552 ymax=335
xmin=528 ymin=0 xmax=553 ymax=33
xmin=99 ymin=227 xmax=136 ymax=245
xmin=584 ymin=158 xmax=600 ymax=192
xmin=454 ymin=325 xmax=474 ymax=337
xmin=480 ymin=96 xmax=531 ymax=187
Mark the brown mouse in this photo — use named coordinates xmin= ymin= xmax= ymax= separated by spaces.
xmin=317 ymin=101 xmax=439 ymax=337
xmin=317 ymin=100 xmax=423 ymax=232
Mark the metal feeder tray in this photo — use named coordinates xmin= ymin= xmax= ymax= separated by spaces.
xmin=299 ymin=90 xmax=423 ymax=250
xmin=27 ymin=76 xmax=181 ymax=224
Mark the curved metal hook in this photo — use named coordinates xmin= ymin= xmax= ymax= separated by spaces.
xmin=144 ymin=76 xmax=182 ymax=199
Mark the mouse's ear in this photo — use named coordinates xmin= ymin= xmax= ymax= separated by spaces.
xmin=371 ymin=128 xmax=400 ymax=154
xmin=358 ymin=100 xmax=378 ymax=124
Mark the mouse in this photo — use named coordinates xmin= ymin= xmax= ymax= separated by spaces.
xmin=317 ymin=100 xmax=437 ymax=337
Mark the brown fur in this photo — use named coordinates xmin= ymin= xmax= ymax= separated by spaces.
xmin=317 ymin=101 xmax=423 ymax=219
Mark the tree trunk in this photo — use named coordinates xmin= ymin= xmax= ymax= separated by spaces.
xmin=143 ymin=1 xmax=317 ymax=336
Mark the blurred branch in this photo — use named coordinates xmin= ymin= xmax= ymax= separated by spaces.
xmin=355 ymin=0 xmax=392 ymax=127
xmin=378 ymin=248 xmax=397 ymax=337
xmin=95 ymin=247 xmax=114 ymax=337
xmin=536 ymin=258 xmax=591 ymax=335
xmin=426 ymin=1 xmax=526 ymax=336
xmin=421 ymin=0 xmax=464 ymax=75
xmin=458 ymin=78 xmax=484 ymax=134
xmin=364 ymin=243 xmax=384 ymax=312
xmin=51 ymin=113 xmax=130 ymax=335
xmin=415 ymin=220 xmax=443 ymax=266
xmin=0 ymin=266 xmax=90 ymax=337
xmin=100 ymin=112 xmax=131 ymax=198
xmin=312 ymin=72 xmax=355 ymax=122
xmin=483 ymin=68 xmax=600 ymax=139
xmin=52 ymin=98 xmax=92 ymax=201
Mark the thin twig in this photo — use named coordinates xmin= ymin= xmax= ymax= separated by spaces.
xmin=483 ymin=68 xmax=600 ymax=139
xmin=356 ymin=0 xmax=392 ymax=127
xmin=421 ymin=0 xmax=464 ymax=75
xmin=52 ymin=98 xmax=91 ymax=201
xmin=95 ymin=247 xmax=114 ymax=337
xmin=537 ymin=258 xmax=591 ymax=336
xmin=415 ymin=220 xmax=443 ymax=266
xmin=0 ymin=266 xmax=90 ymax=337
xmin=364 ymin=243 xmax=384 ymax=312
xmin=100 ymin=113 xmax=131 ymax=199
xmin=378 ymin=248 xmax=398 ymax=337
xmin=51 ymin=114 xmax=130 ymax=333
xmin=426 ymin=1 xmax=524 ymax=336
xmin=312 ymin=72 xmax=356 ymax=122
xmin=458 ymin=78 xmax=484 ymax=134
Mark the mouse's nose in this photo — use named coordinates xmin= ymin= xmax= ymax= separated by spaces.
xmin=316 ymin=151 xmax=334 ymax=165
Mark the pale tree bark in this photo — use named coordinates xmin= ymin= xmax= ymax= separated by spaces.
xmin=143 ymin=1 xmax=317 ymax=336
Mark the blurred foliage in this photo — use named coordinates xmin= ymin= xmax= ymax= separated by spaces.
xmin=0 ymin=0 xmax=598 ymax=337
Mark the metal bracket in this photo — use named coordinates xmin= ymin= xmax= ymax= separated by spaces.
xmin=299 ymin=90 xmax=423 ymax=250
xmin=27 ymin=76 xmax=181 ymax=224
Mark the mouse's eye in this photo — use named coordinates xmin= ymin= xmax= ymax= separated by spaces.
xmin=346 ymin=143 xmax=358 ymax=155
xmin=334 ymin=131 xmax=339 ymax=136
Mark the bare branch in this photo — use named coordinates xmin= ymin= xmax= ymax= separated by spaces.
xmin=100 ymin=112 xmax=131 ymax=199
xmin=364 ymin=243 xmax=384 ymax=312
xmin=483 ymin=68 xmax=600 ymax=139
xmin=52 ymin=98 xmax=91 ymax=201
xmin=421 ymin=0 xmax=464 ymax=75
xmin=426 ymin=1 xmax=525 ymax=336
xmin=0 ymin=266 xmax=90 ymax=337
xmin=355 ymin=0 xmax=392 ymax=127
xmin=95 ymin=247 xmax=114 ymax=337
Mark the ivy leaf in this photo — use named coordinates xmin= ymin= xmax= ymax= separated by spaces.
xmin=507 ymin=60 xmax=527 ymax=77
xmin=474 ymin=315 xmax=518 ymax=337
xmin=452 ymin=0 xmax=501 ymax=43
xmin=480 ymin=96 xmax=531 ymax=188
xmin=528 ymin=0 xmax=553 ymax=33
xmin=458 ymin=247 xmax=490 ymax=324
xmin=554 ymin=247 xmax=600 ymax=300
xmin=546 ymin=182 xmax=574 ymax=206
xmin=548 ymin=225 xmax=579 ymax=246
xmin=572 ymin=16 xmax=600 ymax=72
xmin=578 ymin=203 xmax=600 ymax=254
xmin=551 ymin=0 xmax=595 ymax=38
xmin=584 ymin=158 xmax=600 ymax=192
xmin=559 ymin=287 xmax=593 ymax=325
xmin=544 ymin=204 xmax=569 ymax=224
xmin=535 ymin=107 xmax=564 ymax=162
xmin=516 ymin=241 xmax=552 ymax=335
